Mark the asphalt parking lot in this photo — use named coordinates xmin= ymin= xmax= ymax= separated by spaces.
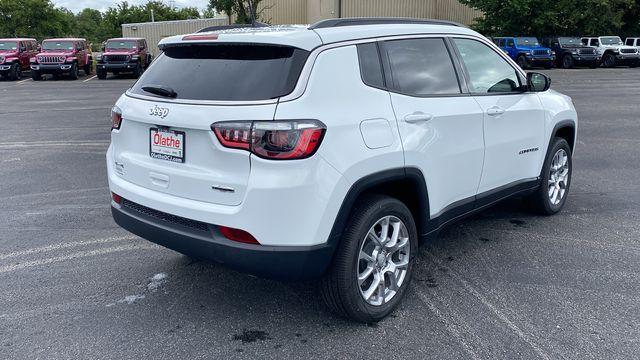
xmin=0 ymin=68 xmax=639 ymax=360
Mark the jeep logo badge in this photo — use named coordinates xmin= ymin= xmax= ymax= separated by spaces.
xmin=149 ymin=106 xmax=169 ymax=119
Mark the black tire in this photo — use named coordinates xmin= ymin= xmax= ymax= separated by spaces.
xmin=31 ymin=70 xmax=42 ymax=81
xmin=525 ymin=137 xmax=572 ymax=215
xmin=8 ymin=63 xmax=21 ymax=81
xmin=320 ymin=195 xmax=418 ymax=323
xmin=97 ymin=69 xmax=107 ymax=79
xmin=602 ymin=53 xmax=616 ymax=68
xmin=516 ymin=55 xmax=528 ymax=69
xmin=84 ymin=61 xmax=92 ymax=75
xmin=562 ymin=55 xmax=574 ymax=69
xmin=132 ymin=62 xmax=142 ymax=78
xmin=69 ymin=63 xmax=79 ymax=80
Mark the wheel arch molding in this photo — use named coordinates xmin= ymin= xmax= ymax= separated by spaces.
xmin=551 ymin=120 xmax=577 ymax=153
xmin=326 ymin=167 xmax=430 ymax=251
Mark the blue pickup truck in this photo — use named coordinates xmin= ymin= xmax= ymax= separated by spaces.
xmin=493 ymin=37 xmax=555 ymax=69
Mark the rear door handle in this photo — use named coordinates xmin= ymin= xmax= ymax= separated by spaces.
xmin=404 ymin=112 xmax=434 ymax=123
xmin=486 ymin=107 xmax=505 ymax=116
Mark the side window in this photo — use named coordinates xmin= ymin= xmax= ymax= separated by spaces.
xmin=498 ymin=39 xmax=505 ymax=47
xmin=507 ymin=39 xmax=515 ymax=47
xmin=382 ymin=38 xmax=460 ymax=96
xmin=356 ymin=43 xmax=385 ymax=89
xmin=591 ymin=39 xmax=599 ymax=46
xmin=453 ymin=38 xmax=521 ymax=94
xmin=626 ymin=39 xmax=633 ymax=46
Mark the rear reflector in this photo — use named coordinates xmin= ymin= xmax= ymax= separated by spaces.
xmin=183 ymin=34 xmax=219 ymax=41
xmin=111 ymin=192 xmax=123 ymax=204
xmin=218 ymin=226 xmax=260 ymax=245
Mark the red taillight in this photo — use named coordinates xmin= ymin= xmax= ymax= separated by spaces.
xmin=211 ymin=120 xmax=326 ymax=160
xmin=212 ymin=122 xmax=252 ymax=150
xmin=111 ymin=106 xmax=122 ymax=130
xmin=218 ymin=226 xmax=260 ymax=245
xmin=111 ymin=192 xmax=122 ymax=204
xmin=182 ymin=34 xmax=219 ymax=41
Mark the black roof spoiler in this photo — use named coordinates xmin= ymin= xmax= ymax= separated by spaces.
xmin=197 ymin=23 xmax=268 ymax=33
xmin=308 ymin=17 xmax=466 ymax=30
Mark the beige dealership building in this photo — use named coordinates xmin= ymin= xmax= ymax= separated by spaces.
xmin=123 ymin=0 xmax=481 ymax=55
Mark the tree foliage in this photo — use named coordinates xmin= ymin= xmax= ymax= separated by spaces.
xmin=0 ymin=0 xmax=200 ymax=50
xmin=207 ymin=0 xmax=264 ymax=24
xmin=460 ymin=0 xmax=639 ymax=37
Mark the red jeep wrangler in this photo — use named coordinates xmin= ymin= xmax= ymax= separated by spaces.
xmin=97 ymin=38 xmax=152 ymax=79
xmin=31 ymin=38 xmax=93 ymax=80
xmin=0 ymin=38 xmax=38 ymax=80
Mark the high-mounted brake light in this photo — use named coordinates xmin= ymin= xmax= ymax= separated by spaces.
xmin=182 ymin=34 xmax=219 ymax=41
xmin=218 ymin=226 xmax=260 ymax=245
xmin=211 ymin=120 xmax=326 ymax=160
xmin=111 ymin=106 xmax=122 ymax=130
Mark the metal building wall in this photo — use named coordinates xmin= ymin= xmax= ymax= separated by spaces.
xmin=259 ymin=0 xmax=307 ymax=24
xmin=122 ymin=17 xmax=229 ymax=56
xmin=340 ymin=0 xmax=481 ymax=26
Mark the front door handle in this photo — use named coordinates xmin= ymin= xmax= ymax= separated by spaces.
xmin=486 ymin=107 xmax=505 ymax=116
xmin=404 ymin=112 xmax=434 ymax=123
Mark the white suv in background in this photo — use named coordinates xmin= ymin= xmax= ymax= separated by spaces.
xmin=581 ymin=36 xmax=640 ymax=67
xmin=108 ymin=18 xmax=577 ymax=322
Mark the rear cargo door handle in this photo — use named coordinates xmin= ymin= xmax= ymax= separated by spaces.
xmin=486 ymin=107 xmax=505 ymax=116
xmin=404 ymin=112 xmax=433 ymax=123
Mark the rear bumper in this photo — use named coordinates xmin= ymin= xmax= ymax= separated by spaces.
xmin=30 ymin=63 xmax=73 ymax=73
xmin=111 ymin=201 xmax=334 ymax=280
xmin=97 ymin=63 xmax=138 ymax=72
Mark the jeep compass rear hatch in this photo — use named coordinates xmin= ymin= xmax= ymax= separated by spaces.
xmin=113 ymin=44 xmax=309 ymax=206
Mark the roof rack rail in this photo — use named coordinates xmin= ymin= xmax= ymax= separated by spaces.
xmin=308 ymin=17 xmax=466 ymax=30
xmin=197 ymin=23 xmax=268 ymax=33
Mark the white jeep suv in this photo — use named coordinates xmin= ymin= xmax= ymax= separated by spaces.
xmin=108 ymin=18 xmax=577 ymax=322
xmin=581 ymin=36 xmax=640 ymax=67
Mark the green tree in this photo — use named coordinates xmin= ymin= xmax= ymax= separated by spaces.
xmin=460 ymin=0 xmax=635 ymax=37
xmin=0 ymin=0 xmax=74 ymax=39
xmin=207 ymin=0 xmax=264 ymax=24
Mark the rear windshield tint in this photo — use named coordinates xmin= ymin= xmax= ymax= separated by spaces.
xmin=130 ymin=44 xmax=309 ymax=101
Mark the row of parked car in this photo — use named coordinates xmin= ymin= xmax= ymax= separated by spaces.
xmin=2 ymin=34 xmax=640 ymax=82
xmin=489 ymin=36 xmax=640 ymax=69
xmin=0 ymin=37 xmax=152 ymax=81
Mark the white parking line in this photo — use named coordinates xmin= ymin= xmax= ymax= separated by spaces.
xmin=16 ymin=78 xmax=32 ymax=84
xmin=83 ymin=75 xmax=97 ymax=82
xmin=0 ymin=243 xmax=157 ymax=274
xmin=0 ymin=235 xmax=136 ymax=260
xmin=423 ymin=252 xmax=552 ymax=360
xmin=413 ymin=287 xmax=482 ymax=360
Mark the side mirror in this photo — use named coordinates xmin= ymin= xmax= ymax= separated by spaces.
xmin=527 ymin=72 xmax=551 ymax=92
xmin=20 ymin=46 xmax=26 ymax=52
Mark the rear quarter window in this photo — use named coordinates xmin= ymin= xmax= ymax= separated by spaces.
xmin=130 ymin=44 xmax=309 ymax=101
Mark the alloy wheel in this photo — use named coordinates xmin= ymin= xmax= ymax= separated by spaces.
xmin=548 ymin=149 xmax=570 ymax=205
xmin=357 ymin=216 xmax=410 ymax=306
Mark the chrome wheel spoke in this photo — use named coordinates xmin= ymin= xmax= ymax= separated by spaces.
xmin=358 ymin=266 xmax=374 ymax=285
xmin=360 ymin=250 xmax=375 ymax=264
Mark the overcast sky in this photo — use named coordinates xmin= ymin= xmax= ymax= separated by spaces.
xmin=52 ymin=0 xmax=211 ymax=13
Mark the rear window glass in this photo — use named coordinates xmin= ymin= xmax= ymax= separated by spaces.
xmin=130 ymin=44 xmax=309 ymax=101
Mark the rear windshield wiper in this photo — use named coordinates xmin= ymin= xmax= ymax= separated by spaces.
xmin=142 ymin=85 xmax=178 ymax=98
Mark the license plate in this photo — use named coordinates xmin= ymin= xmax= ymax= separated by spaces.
xmin=149 ymin=128 xmax=185 ymax=163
